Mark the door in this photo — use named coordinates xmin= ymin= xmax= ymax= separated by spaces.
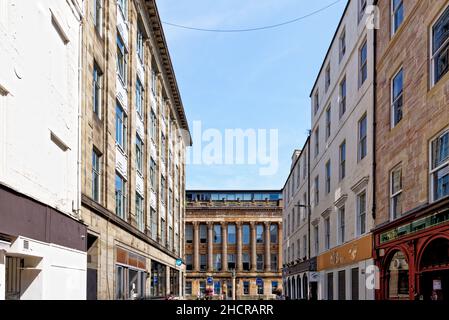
xmin=5 ymin=257 xmax=23 ymax=300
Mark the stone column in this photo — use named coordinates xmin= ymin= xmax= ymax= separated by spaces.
xmin=278 ymin=223 xmax=283 ymax=271
xmin=264 ymin=222 xmax=271 ymax=272
xmin=221 ymin=222 xmax=228 ymax=272
xmin=193 ymin=222 xmax=200 ymax=272
xmin=207 ymin=222 xmax=214 ymax=272
xmin=250 ymin=222 xmax=257 ymax=272
xmin=236 ymin=222 xmax=243 ymax=272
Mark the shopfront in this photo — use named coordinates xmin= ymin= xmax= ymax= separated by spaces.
xmin=317 ymin=234 xmax=374 ymax=300
xmin=374 ymin=199 xmax=449 ymax=300
xmin=115 ymin=247 xmax=147 ymax=300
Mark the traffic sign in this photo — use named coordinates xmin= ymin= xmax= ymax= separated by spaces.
xmin=207 ymin=277 xmax=213 ymax=285
xmin=256 ymin=278 xmax=263 ymax=286
xmin=176 ymin=259 xmax=183 ymax=267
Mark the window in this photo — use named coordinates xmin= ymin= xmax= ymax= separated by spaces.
xmin=136 ymin=193 xmax=144 ymax=232
xmin=431 ymin=130 xmax=449 ymax=201
xmin=200 ymin=255 xmax=207 ymax=271
xmin=200 ymin=224 xmax=207 ymax=243
xmin=314 ymin=225 xmax=319 ymax=255
xmin=391 ymin=0 xmax=404 ymax=35
xmin=339 ymin=141 xmax=346 ymax=180
xmin=161 ymin=177 xmax=166 ymax=203
xmin=314 ymin=127 xmax=319 ymax=157
xmin=93 ymin=63 xmax=102 ymax=118
xmin=92 ymin=149 xmax=101 ymax=202
xmin=271 ymin=281 xmax=278 ymax=294
xmin=351 ymin=268 xmax=359 ymax=300
xmin=338 ymin=270 xmax=346 ymax=300
xmin=327 ymin=273 xmax=334 ymax=300
xmin=291 ymin=243 xmax=295 ymax=262
xmin=256 ymin=254 xmax=264 ymax=271
xmin=150 ymin=158 xmax=156 ymax=190
xmin=136 ymin=79 xmax=143 ymax=118
xmin=338 ymin=206 xmax=345 ymax=244
xmin=93 ymin=0 xmax=103 ymax=35
xmin=151 ymin=69 xmax=158 ymax=96
xmin=150 ymin=208 xmax=157 ymax=240
xmin=325 ymin=161 xmax=331 ymax=194
xmin=199 ymin=281 xmax=206 ymax=295
xmin=118 ymin=0 xmax=127 ymax=19
xmin=242 ymin=224 xmax=250 ymax=245
xmin=359 ymin=0 xmax=367 ymax=22
xmin=359 ymin=41 xmax=368 ymax=86
xmin=339 ymin=77 xmax=346 ymax=118
xmin=117 ymin=34 xmax=127 ymax=83
xmin=391 ymin=68 xmax=403 ymax=127
xmin=314 ymin=176 xmax=319 ymax=206
xmin=257 ymin=279 xmax=264 ymax=295
xmin=228 ymin=254 xmax=236 ymax=270
xmin=270 ymin=224 xmax=278 ymax=244
xmin=137 ymin=26 xmax=144 ymax=62
xmin=115 ymin=173 xmax=126 ymax=220
xmin=116 ymin=103 xmax=127 ymax=151
xmin=390 ymin=166 xmax=403 ymax=220
xmin=213 ymin=224 xmax=222 ymax=244
xmin=325 ymin=106 xmax=331 ymax=140
xmin=325 ymin=217 xmax=330 ymax=250
xmin=136 ymin=135 xmax=144 ymax=174
xmin=213 ymin=254 xmax=222 ymax=271
xmin=115 ymin=265 xmax=145 ymax=300
xmin=186 ymin=281 xmax=192 ymax=295
xmin=214 ymin=281 xmax=221 ymax=295
xmin=228 ymin=224 xmax=236 ymax=244
xmin=388 ymin=251 xmax=409 ymax=299
xmin=303 ymin=235 xmax=307 ymax=258
xmin=161 ymin=134 xmax=166 ymax=163
xmin=185 ymin=224 xmax=193 ymax=244
xmin=271 ymin=254 xmax=278 ymax=271
xmin=325 ymin=64 xmax=331 ymax=92
xmin=358 ymin=114 xmax=367 ymax=160
xmin=243 ymin=281 xmax=250 ymax=295
xmin=432 ymin=6 xmax=449 ymax=85
xmin=242 ymin=253 xmax=250 ymax=271
xmin=150 ymin=110 xmax=157 ymax=140
xmin=339 ymin=29 xmax=346 ymax=61
xmin=160 ymin=217 xmax=166 ymax=246
xmin=256 ymin=224 xmax=264 ymax=244
xmin=357 ymin=191 xmax=367 ymax=235
xmin=314 ymin=91 xmax=319 ymax=114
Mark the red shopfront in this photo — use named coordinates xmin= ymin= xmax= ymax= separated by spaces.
xmin=373 ymin=198 xmax=449 ymax=301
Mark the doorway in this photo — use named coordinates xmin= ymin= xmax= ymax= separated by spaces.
xmin=5 ymin=257 xmax=23 ymax=300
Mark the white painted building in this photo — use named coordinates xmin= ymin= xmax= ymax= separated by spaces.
xmin=308 ymin=0 xmax=375 ymax=300
xmin=0 ymin=0 xmax=87 ymax=300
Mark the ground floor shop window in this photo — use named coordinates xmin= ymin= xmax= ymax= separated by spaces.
xmin=257 ymin=280 xmax=264 ymax=295
xmin=151 ymin=261 xmax=166 ymax=298
xmin=327 ymin=273 xmax=333 ymax=300
xmin=170 ymin=268 xmax=179 ymax=296
xmin=272 ymin=281 xmax=278 ymax=294
xmin=388 ymin=251 xmax=409 ymax=300
xmin=115 ymin=265 xmax=146 ymax=300
xmin=214 ymin=281 xmax=221 ymax=295
xmin=243 ymin=281 xmax=250 ymax=295
xmin=338 ymin=270 xmax=346 ymax=300
xmin=185 ymin=281 xmax=192 ymax=295
xmin=351 ymin=267 xmax=359 ymax=300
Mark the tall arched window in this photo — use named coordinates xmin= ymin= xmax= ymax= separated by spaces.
xmin=388 ymin=251 xmax=409 ymax=300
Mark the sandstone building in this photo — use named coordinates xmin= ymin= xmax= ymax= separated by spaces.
xmin=185 ymin=191 xmax=283 ymax=300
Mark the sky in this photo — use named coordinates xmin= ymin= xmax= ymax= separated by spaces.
xmin=156 ymin=0 xmax=348 ymax=190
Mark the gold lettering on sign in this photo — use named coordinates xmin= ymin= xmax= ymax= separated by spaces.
xmin=348 ymin=244 xmax=358 ymax=261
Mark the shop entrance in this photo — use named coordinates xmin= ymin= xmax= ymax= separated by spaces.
xmin=5 ymin=257 xmax=23 ymax=300
xmin=419 ymin=238 xmax=449 ymax=301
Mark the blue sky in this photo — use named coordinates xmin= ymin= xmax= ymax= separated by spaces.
xmin=156 ymin=0 xmax=348 ymax=190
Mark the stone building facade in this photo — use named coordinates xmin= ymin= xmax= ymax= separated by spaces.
xmin=282 ymin=139 xmax=314 ymax=300
xmin=373 ymin=0 xmax=449 ymax=301
xmin=307 ymin=0 xmax=376 ymax=300
xmin=185 ymin=191 xmax=283 ymax=300
xmin=80 ymin=0 xmax=190 ymax=299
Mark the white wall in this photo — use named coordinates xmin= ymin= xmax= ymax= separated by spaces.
xmin=0 ymin=0 xmax=82 ymax=216
xmin=7 ymin=236 xmax=86 ymax=300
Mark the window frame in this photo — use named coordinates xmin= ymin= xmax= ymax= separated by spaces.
xmin=356 ymin=191 xmax=367 ymax=236
xmin=390 ymin=165 xmax=403 ymax=220
xmin=429 ymin=129 xmax=449 ymax=202
xmin=430 ymin=4 xmax=449 ymax=87
xmin=359 ymin=40 xmax=368 ymax=87
xmin=358 ymin=114 xmax=368 ymax=161
xmin=92 ymin=148 xmax=101 ymax=202
xmin=339 ymin=140 xmax=346 ymax=181
xmin=391 ymin=67 xmax=404 ymax=128
xmin=339 ymin=77 xmax=346 ymax=118
xmin=325 ymin=160 xmax=331 ymax=194
xmin=117 ymin=34 xmax=127 ymax=85
xmin=116 ymin=102 xmax=127 ymax=152
xmin=339 ymin=28 xmax=346 ymax=62
xmin=325 ymin=105 xmax=331 ymax=140
xmin=338 ymin=206 xmax=345 ymax=245
xmin=115 ymin=172 xmax=127 ymax=220
xmin=391 ymin=0 xmax=404 ymax=36
xmin=93 ymin=62 xmax=103 ymax=119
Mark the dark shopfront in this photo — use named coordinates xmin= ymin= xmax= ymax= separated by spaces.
xmin=374 ymin=198 xmax=449 ymax=301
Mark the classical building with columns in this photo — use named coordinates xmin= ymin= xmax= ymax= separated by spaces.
xmin=185 ymin=191 xmax=283 ymax=300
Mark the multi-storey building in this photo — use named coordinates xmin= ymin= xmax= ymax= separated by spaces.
xmin=282 ymin=140 xmax=315 ymax=300
xmin=307 ymin=0 xmax=375 ymax=300
xmin=80 ymin=0 xmax=190 ymax=299
xmin=185 ymin=191 xmax=283 ymax=300
xmin=373 ymin=0 xmax=449 ymax=301
xmin=0 ymin=0 xmax=87 ymax=299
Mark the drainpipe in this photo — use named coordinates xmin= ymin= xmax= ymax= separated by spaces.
xmin=371 ymin=14 xmax=377 ymax=222
xmin=73 ymin=0 xmax=84 ymax=220
xmin=307 ymin=130 xmax=311 ymax=300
